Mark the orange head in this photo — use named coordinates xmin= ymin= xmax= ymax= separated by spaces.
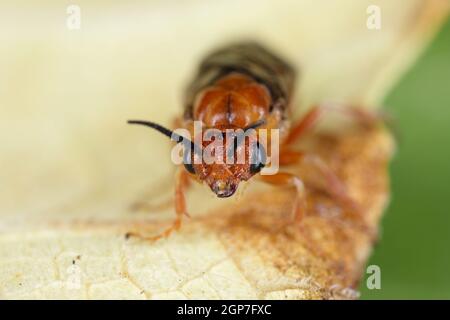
xmin=189 ymin=124 xmax=266 ymax=198
xmin=128 ymin=73 xmax=271 ymax=198
xmin=127 ymin=120 xmax=267 ymax=198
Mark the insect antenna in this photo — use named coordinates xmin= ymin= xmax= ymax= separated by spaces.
xmin=127 ymin=120 xmax=202 ymax=157
xmin=244 ymin=118 xmax=266 ymax=131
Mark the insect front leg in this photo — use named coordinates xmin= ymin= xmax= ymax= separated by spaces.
xmin=129 ymin=117 xmax=192 ymax=214
xmin=259 ymin=172 xmax=306 ymax=223
xmin=126 ymin=167 xmax=190 ymax=242
xmin=130 ymin=168 xmax=192 ymax=214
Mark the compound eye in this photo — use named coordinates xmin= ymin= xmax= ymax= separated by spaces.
xmin=184 ymin=162 xmax=196 ymax=174
xmin=249 ymin=142 xmax=266 ymax=174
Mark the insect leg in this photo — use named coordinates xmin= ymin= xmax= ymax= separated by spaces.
xmin=129 ymin=117 xmax=192 ymax=214
xmin=284 ymin=106 xmax=323 ymax=145
xmin=126 ymin=167 xmax=190 ymax=242
xmin=279 ymin=149 xmax=305 ymax=166
xmin=130 ymin=170 xmax=191 ymax=214
xmin=303 ymin=153 xmax=360 ymax=212
xmin=259 ymin=172 xmax=306 ymax=223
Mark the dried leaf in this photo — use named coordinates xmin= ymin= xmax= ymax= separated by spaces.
xmin=0 ymin=0 xmax=448 ymax=299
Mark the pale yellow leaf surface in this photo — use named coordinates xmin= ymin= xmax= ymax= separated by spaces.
xmin=0 ymin=0 xmax=448 ymax=299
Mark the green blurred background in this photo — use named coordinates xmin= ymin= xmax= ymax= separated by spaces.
xmin=361 ymin=17 xmax=450 ymax=299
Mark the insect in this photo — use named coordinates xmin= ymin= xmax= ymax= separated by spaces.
xmin=128 ymin=42 xmax=374 ymax=241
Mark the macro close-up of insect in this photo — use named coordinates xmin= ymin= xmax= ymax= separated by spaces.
xmin=1 ymin=0 xmax=449 ymax=303
xmin=127 ymin=42 xmax=375 ymax=241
